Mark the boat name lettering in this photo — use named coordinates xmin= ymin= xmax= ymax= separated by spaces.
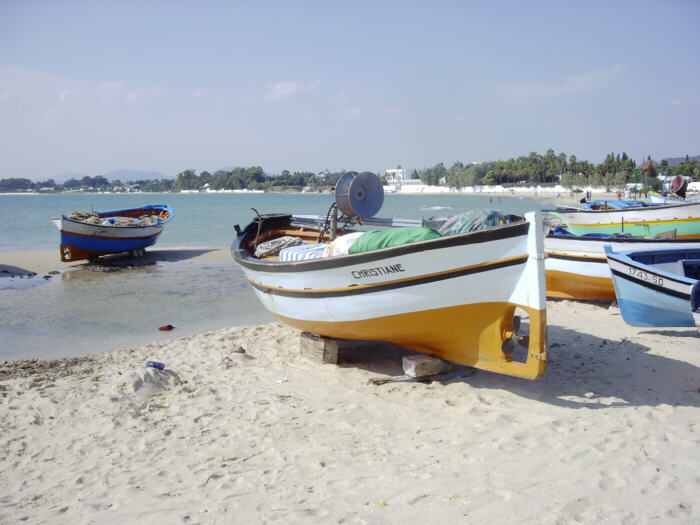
xmin=351 ymin=264 xmax=406 ymax=279
xmin=629 ymin=268 xmax=663 ymax=286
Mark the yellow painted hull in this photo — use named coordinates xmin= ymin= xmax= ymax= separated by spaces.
xmin=277 ymin=302 xmax=547 ymax=380
xmin=546 ymin=269 xmax=615 ymax=301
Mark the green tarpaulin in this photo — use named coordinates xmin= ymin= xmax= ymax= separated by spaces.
xmin=348 ymin=227 xmax=442 ymax=254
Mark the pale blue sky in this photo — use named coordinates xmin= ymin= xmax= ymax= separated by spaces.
xmin=1 ymin=0 xmax=698 ymax=181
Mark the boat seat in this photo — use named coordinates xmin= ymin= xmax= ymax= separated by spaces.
xmin=681 ymin=259 xmax=700 ymax=280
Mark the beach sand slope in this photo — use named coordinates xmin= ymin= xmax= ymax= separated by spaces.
xmin=1 ymin=300 xmax=699 ymax=523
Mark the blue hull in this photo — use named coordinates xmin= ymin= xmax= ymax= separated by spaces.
xmin=611 ymin=273 xmax=696 ymax=326
xmin=60 ymin=232 xmax=161 ymax=253
xmin=606 ymin=246 xmax=700 ymax=327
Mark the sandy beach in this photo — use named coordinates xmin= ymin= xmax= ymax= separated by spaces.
xmin=1 ymin=297 xmax=699 ymax=523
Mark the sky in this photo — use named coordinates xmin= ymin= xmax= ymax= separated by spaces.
xmin=1 ymin=0 xmax=698 ymax=181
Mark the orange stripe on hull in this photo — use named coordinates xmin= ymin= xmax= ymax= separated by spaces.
xmin=275 ymin=302 xmax=547 ymax=379
xmin=546 ymin=270 xmax=615 ymax=301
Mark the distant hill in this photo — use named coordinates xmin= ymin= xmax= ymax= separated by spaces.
xmin=661 ymin=155 xmax=700 ymax=167
xmin=103 ymin=169 xmax=171 ymax=181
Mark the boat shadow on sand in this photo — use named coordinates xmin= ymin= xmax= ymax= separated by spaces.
xmin=470 ymin=325 xmax=700 ymax=409
xmin=79 ymin=248 xmax=221 ymax=268
xmin=336 ymin=327 xmax=700 ymax=410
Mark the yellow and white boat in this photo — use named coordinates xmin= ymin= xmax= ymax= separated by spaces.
xmin=231 ymin=173 xmax=548 ymax=379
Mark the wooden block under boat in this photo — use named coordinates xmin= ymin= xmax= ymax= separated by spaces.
xmin=299 ymin=332 xmax=380 ymax=364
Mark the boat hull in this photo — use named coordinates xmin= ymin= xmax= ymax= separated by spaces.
xmin=605 ymin=246 xmax=700 ymax=327
xmin=52 ymin=204 xmax=173 ymax=262
xmin=551 ymin=201 xmax=700 ymax=238
xmin=232 ymin=212 xmax=548 ymax=379
xmin=545 ymin=234 xmax=700 ymax=300
xmin=649 ymin=192 xmax=700 ymax=205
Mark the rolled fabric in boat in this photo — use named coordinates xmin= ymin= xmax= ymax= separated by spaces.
xmin=323 ymin=232 xmax=365 ymax=257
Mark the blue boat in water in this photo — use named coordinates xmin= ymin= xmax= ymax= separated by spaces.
xmin=605 ymin=245 xmax=700 ymax=327
xmin=51 ymin=204 xmax=174 ymax=262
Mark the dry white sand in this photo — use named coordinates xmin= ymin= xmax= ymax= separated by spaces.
xmin=1 ymin=299 xmax=699 ymax=524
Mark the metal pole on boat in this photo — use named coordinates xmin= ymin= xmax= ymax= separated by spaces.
xmin=621 ymin=216 xmax=624 ymax=233
xmin=330 ymin=205 xmax=338 ymax=241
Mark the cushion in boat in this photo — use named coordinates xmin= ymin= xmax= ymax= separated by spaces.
xmin=348 ymin=227 xmax=441 ymax=254
xmin=279 ymin=243 xmax=328 ymax=262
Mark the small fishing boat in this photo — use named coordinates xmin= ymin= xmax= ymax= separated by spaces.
xmin=51 ymin=204 xmax=173 ymax=262
xmin=648 ymin=191 xmax=700 ymax=205
xmin=545 ymin=227 xmax=700 ymax=300
xmin=605 ymin=245 xmax=700 ymax=327
xmin=549 ymin=200 xmax=700 ymax=238
xmin=231 ymin=172 xmax=548 ymax=380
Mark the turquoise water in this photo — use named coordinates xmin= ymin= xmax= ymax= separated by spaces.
xmin=0 ymin=192 xmax=548 ymax=251
xmin=0 ymin=192 xmax=549 ymax=361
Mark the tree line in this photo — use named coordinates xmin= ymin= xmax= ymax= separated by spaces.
xmin=417 ymin=151 xmax=699 ymax=192
xmin=1 ymin=151 xmax=698 ymax=193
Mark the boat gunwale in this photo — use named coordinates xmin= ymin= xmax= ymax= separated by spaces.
xmin=232 ymin=219 xmax=530 ymax=273
xmin=552 ymin=200 xmax=700 ymax=216
xmin=606 ymin=248 xmax=699 ymax=289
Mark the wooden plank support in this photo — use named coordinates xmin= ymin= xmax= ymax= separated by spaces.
xmin=299 ymin=332 xmax=376 ymax=364
xmin=402 ymin=354 xmax=453 ymax=378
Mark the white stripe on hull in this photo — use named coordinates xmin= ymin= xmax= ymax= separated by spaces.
xmin=252 ymin=262 xmax=529 ymax=322
xmin=58 ymin=218 xmax=165 ymax=239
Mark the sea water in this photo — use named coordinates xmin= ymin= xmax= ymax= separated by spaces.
xmin=0 ymin=192 xmax=550 ymax=360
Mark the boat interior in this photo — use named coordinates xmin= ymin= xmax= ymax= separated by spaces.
xmin=630 ymin=249 xmax=700 ymax=280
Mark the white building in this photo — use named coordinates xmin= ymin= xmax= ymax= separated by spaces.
xmin=382 ymin=167 xmax=452 ymax=194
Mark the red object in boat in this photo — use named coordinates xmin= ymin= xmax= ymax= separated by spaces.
xmin=671 ymin=175 xmax=685 ymax=193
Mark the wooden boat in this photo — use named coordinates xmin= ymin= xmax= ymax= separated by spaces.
xmin=231 ymin=173 xmax=548 ymax=379
xmin=549 ymin=201 xmax=700 ymax=238
xmin=605 ymin=245 xmax=700 ymax=327
xmin=51 ymin=204 xmax=173 ymax=262
xmin=545 ymin=227 xmax=700 ymax=300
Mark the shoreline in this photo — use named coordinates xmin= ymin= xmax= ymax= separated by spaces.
xmin=1 ymin=300 xmax=699 ymax=522
xmin=0 ymin=246 xmax=231 ymax=276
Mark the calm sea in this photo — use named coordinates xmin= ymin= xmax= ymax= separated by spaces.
xmin=0 ymin=192 xmax=549 ymax=361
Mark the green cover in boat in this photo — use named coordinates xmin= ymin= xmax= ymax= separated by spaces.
xmin=348 ymin=227 xmax=442 ymax=254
